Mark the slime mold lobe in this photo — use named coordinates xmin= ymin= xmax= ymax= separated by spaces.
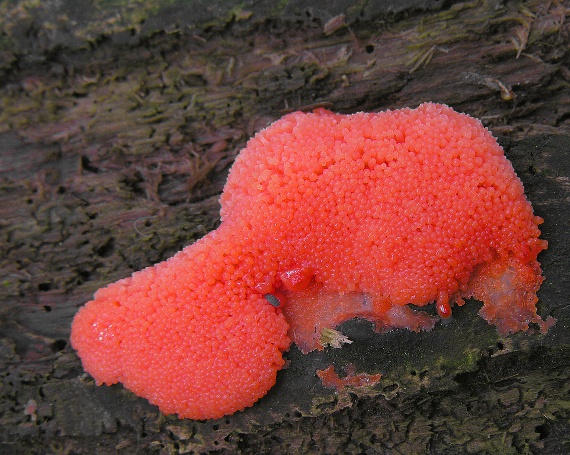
xmin=71 ymin=103 xmax=553 ymax=420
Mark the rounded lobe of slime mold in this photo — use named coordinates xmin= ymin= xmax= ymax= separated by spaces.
xmin=219 ymin=103 xmax=549 ymax=350
xmin=71 ymin=228 xmax=291 ymax=420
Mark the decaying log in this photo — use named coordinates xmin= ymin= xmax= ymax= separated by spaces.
xmin=1 ymin=0 xmax=569 ymax=453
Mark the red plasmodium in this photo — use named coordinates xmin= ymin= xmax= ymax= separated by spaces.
xmin=71 ymin=103 xmax=554 ymax=420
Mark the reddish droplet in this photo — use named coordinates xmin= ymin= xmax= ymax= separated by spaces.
xmin=436 ymin=291 xmax=452 ymax=319
xmin=279 ymin=266 xmax=314 ymax=292
xmin=437 ymin=301 xmax=452 ymax=319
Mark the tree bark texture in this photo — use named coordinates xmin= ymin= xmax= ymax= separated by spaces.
xmin=0 ymin=0 xmax=569 ymax=453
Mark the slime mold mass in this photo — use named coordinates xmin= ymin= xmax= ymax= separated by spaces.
xmin=71 ymin=103 xmax=554 ymax=420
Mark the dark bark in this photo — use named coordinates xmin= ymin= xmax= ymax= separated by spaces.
xmin=1 ymin=0 xmax=569 ymax=453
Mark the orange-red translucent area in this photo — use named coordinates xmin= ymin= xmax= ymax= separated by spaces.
xmin=464 ymin=255 xmax=555 ymax=334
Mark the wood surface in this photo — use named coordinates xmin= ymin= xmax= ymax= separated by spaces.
xmin=0 ymin=0 xmax=569 ymax=453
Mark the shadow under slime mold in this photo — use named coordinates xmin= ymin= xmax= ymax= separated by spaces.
xmin=71 ymin=103 xmax=554 ymax=420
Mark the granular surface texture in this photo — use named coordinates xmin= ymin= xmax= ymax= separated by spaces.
xmin=71 ymin=103 xmax=552 ymax=419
